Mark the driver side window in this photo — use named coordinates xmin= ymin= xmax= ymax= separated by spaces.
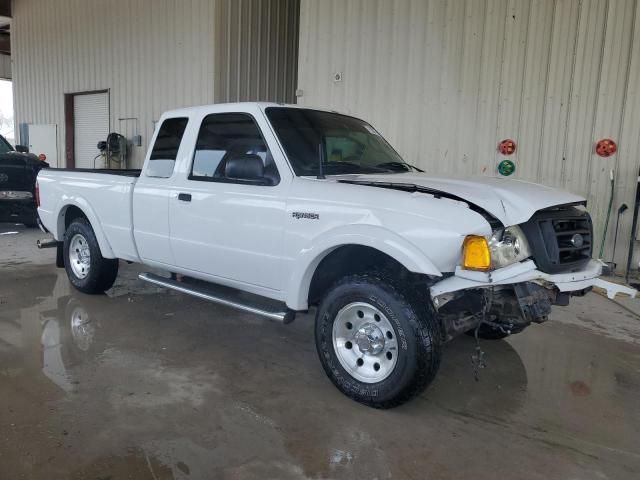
xmin=189 ymin=113 xmax=280 ymax=185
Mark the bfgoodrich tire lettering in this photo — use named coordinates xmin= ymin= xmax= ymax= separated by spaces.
xmin=315 ymin=272 xmax=442 ymax=408
xmin=63 ymin=218 xmax=119 ymax=294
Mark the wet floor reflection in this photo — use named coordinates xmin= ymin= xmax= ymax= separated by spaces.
xmin=1 ymin=260 xmax=640 ymax=479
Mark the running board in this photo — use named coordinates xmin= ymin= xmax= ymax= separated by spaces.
xmin=138 ymin=272 xmax=296 ymax=324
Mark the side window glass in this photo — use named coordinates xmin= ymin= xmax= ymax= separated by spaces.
xmin=146 ymin=117 xmax=188 ymax=178
xmin=190 ymin=113 xmax=279 ymax=185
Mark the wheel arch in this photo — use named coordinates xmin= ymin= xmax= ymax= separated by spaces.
xmin=286 ymin=225 xmax=441 ymax=310
xmin=56 ymin=200 xmax=115 ymax=258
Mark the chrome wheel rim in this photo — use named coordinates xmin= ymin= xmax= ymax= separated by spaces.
xmin=332 ymin=302 xmax=399 ymax=383
xmin=69 ymin=234 xmax=91 ymax=279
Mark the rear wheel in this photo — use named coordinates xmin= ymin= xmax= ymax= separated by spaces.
xmin=315 ymin=272 xmax=442 ymax=409
xmin=63 ymin=218 xmax=118 ymax=294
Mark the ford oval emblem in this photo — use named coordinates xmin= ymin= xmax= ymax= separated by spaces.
xmin=570 ymin=233 xmax=584 ymax=248
xmin=0 ymin=173 xmax=8 ymax=183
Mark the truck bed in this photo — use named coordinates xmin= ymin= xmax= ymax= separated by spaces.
xmin=50 ymin=168 xmax=141 ymax=177
xmin=37 ymin=167 xmax=141 ymax=262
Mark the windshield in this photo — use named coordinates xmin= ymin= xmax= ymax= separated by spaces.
xmin=265 ymin=107 xmax=411 ymax=176
xmin=0 ymin=135 xmax=13 ymax=154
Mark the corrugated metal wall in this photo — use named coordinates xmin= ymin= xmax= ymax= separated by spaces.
xmin=298 ymin=0 xmax=640 ymax=271
xmin=11 ymin=0 xmax=298 ymax=169
xmin=214 ymin=0 xmax=299 ymax=103
xmin=0 ymin=54 xmax=10 ymax=79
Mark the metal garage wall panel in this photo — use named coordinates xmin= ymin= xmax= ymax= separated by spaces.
xmin=0 ymin=55 xmax=11 ymax=80
xmin=538 ymin=0 xmax=580 ymax=188
xmin=214 ymin=0 xmax=299 ymax=104
xmin=562 ymin=0 xmax=608 ymax=195
xmin=587 ymin=0 xmax=637 ymax=257
xmin=457 ymin=0 xmax=487 ymax=173
xmin=298 ymin=0 xmax=640 ymax=270
xmin=495 ymin=0 xmax=531 ymax=173
xmin=615 ymin=0 xmax=640 ymax=267
xmin=516 ymin=0 xmax=554 ymax=181
xmin=12 ymin=0 xmax=297 ymax=169
xmin=11 ymin=0 xmax=218 ymax=169
xmin=473 ymin=0 xmax=508 ymax=176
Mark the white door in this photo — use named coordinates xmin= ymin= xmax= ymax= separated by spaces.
xmin=169 ymin=112 xmax=287 ymax=291
xmin=133 ymin=116 xmax=190 ymax=266
xmin=28 ymin=124 xmax=58 ymax=166
xmin=73 ymin=92 xmax=109 ymax=169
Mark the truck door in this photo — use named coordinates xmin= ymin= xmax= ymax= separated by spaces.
xmin=133 ymin=117 xmax=189 ymax=266
xmin=168 ymin=111 xmax=287 ymax=291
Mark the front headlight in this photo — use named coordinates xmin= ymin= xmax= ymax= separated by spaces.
xmin=488 ymin=225 xmax=531 ymax=269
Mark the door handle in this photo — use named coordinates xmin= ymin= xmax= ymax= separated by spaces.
xmin=177 ymin=193 xmax=192 ymax=202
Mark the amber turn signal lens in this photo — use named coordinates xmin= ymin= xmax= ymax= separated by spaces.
xmin=462 ymin=235 xmax=491 ymax=271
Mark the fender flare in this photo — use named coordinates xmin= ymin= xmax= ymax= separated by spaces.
xmin=286 ymin=224 xmax=441 ymax=310
xmin=55 ymin=197 xmax=116 ymax=258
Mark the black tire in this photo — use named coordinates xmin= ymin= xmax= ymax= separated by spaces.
xmin=315 ymin=272 xmax=442 ymax=409
xmin=63 ymin=218 xmax=119 ymax=294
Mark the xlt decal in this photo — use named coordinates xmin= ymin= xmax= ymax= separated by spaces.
xmin=292 ymin=212 xmax=319 ymax=220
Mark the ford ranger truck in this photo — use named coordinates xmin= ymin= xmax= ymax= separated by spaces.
xmin=36 ymin=102 xmax=635 ymax=408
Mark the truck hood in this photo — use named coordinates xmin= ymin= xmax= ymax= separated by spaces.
xmin=336 ymin=173 xmax=585 ymax=226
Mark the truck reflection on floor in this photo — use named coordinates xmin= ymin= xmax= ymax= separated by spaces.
xmin=40 ymin=295 xmax=102 ymax=392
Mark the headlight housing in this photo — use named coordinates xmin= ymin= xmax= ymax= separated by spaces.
xmin=488 ymin=225 xmax=531 ymax=269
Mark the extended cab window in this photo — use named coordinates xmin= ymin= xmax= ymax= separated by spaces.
xmin=190 ymin=113 xmax=279 ymax=185
xmin=146 ymin=117 xmax=188 ymax=178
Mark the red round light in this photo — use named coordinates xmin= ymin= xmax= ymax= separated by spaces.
xmin=498 ymin=139 xmax=516 ymax=156
xmin=38 ymin=153 xmax=47 ymax=161
xmin=595 ymin=139 xmax=617 ymax=157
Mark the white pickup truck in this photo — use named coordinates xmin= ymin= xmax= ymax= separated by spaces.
xmin=37 ymin=102 xmax=634 ymax=408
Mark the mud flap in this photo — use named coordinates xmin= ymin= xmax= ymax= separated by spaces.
xmin=56 ymin=243 xmax=64 ymax=268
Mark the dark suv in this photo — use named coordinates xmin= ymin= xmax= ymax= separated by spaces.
xmin=0 ymin=134 xmax=49 ymax=227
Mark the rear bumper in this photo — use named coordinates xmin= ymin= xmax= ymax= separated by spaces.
xmin=431 ymin=259 xmax=637 ymax=301
xmin=0 ymin=197 xmax=38 ymax=224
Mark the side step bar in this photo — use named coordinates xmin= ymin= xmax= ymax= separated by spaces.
xmin=138 ymin=272 xmax=296 ymax=324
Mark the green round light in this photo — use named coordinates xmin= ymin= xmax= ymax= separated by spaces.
xmin=498 ymin=159 xmax=515 ymax=176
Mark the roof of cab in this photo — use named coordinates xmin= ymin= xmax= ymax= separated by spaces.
xmin=160 ymin=102 xmax=319 ymax=119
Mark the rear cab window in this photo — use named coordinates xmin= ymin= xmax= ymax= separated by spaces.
xmin=145 ymin=117 xmax=188 ymax=178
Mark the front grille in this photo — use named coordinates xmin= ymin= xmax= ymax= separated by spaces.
xmin=520 ymin=206 xmax=593 ymax=273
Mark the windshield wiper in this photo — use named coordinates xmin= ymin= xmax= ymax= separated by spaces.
xmin=375 ymin=161 xmax=424 ymax=173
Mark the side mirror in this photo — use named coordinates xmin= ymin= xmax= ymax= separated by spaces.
xmin=15 ymin=145 xmax=29 ymax=153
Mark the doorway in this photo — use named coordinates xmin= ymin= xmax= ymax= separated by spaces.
xmin=64 ymin=90 xmax=110 ymax=168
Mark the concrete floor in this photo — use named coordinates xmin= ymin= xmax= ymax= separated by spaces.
xmin=1 ymin=224 xmax=640 ymax=480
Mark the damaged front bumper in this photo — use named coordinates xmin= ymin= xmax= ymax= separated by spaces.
xmin=431 ymin=259 xmax=637 ymax=302
xmin=432 ymin=258 xmax=636 ymax=341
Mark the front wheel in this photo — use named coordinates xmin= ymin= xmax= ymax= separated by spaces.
xmin=63 ymin=218 xmax=119 ymax=294
xmin=315 ymin=273 xmax=442 ymax=409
